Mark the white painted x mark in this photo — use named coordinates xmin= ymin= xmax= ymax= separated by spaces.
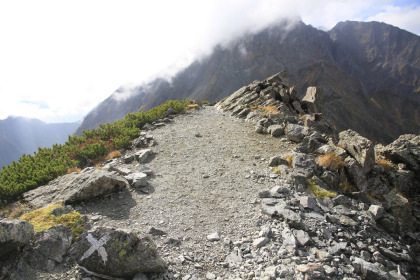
xmin=80 ymin=232 xmax=111 ymax=264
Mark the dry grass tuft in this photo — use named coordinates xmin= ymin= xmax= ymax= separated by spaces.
xmin=7 ymin=204 xmax=32 ymax=220
xmin=105 ymin=150 xmax=121 ymax=161
xmin=318 ymin=151 xmax=345 ymax=171
xmin=376 ymin=158 xmax=393 ymax=173
xmin=285 ymin=155 xmax=293 ymax=168
xmin=66 ymin=167 xmax=82 ymax=174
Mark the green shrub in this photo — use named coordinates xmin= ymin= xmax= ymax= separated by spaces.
xmin=0 ymin=99 xmax=191 ymax=207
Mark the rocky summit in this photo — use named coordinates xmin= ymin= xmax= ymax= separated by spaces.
xmin=1 ymin=72 xmax=420 ymax=280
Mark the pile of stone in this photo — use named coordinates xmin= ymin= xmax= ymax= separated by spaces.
xmin=217 ymin=71 xmax=420 ymax=279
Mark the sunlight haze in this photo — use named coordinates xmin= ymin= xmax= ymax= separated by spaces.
xmin=0 ymin=0 xmax=419 ymax=123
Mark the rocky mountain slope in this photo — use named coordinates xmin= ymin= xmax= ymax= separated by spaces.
xmin=0 ymin=117 xmax=79 ymax=168
xmin=75 ymin=20 xmax=420 ymax=144
xmin=1 ymin=72 xmax=419 ymax=280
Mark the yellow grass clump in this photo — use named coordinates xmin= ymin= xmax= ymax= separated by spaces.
xmin=318 ymin=151 xmax=345 ymax=171
xmin=307 ymin=179 xmax=337 ymax=199
xmin=20 ymin=203 xmax=85 ymax=240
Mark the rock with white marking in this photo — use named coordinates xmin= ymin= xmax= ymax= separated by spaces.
xmin=70 ymin=227 xmax=166 ymax=277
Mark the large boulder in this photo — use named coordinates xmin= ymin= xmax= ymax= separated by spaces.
xmin=0 ymin=220 xmax=34 ymax=258
xmin=70 ymin=227 xmax=166 ymax=278
xmin=383 ymin=134 xmax=420 ymax=173
xmin=25 ymin=225 xmax=73 ymax=271
xmin=23 ymin=168 xmax=129 ymax=208
xmin=383 ymin=189 xmax=418 ymax=233
xmin=339 ymin=130 xmax=375 ymax=173
xmin=286 ymin=124 xmax=310 ymax=143
xmin=301 ymin=87 xmax=324 ymax=113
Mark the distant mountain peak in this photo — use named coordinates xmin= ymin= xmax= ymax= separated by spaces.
xmin=75 ymin=20 xmax=420 ymax=143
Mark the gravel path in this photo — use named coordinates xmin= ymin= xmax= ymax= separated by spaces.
xmin=80 ymin=106 xmax=296 ymax=278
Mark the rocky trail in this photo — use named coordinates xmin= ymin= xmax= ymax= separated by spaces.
xmin=79 ymin=106 xmax=296 ymax=279
xmin=3 ymin=72 xmax=420 ymax=280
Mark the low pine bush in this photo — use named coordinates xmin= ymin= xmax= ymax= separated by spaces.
xmin=0 ymin=99 xmax=192 ymax=206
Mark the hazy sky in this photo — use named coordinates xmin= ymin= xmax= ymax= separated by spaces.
xmin=1 ymin=0 xmax=419 ymax=123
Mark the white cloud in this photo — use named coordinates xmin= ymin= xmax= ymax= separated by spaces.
xmin=366 ymin=4 xmax=420 ymax=34
xmin=0 ymin=0 xmax=418 ymax=123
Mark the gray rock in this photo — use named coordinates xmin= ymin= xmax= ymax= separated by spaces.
xmin=255 ymin=124 xmax=264 ymax=133
xmin=109 ymin=166 xmax=132 ymax=176
xmin=0 ymin=220 xmax=34 ymax=257
xmin=24 ymin=168 xmax=128 ymax=207
xmin=286 ymin=124 xmax=310 ymax=143
xmin=384 ymin=189 xmax=417 ymax=233
xmin=71 ymin=227 xmax=166 ymax=277
xmin=339 ymin=130 xmax=375 ymax=173
xmin=125 ymin=172 xmax=148 ymax=188
xmin=344 ymin=157 xmax=368 ymax=192
xmin=332 ymin=195 xmax=353 ymax=208
xmin=292 ymin=152 xmax=316 ymax=178
xmin=281 ymin=228 xmax=297 ymax=253
xmin=329 ymin=242 xmax=347 ymax=255
xmin=301 ymin=87 xmax=324 ymax=113
xmin=148 ymin=227 xmax=167 ymax=236
xmin=267 ymin=125 xmax=284 ymax=137
xmin=139 ymin=165 xmax=153 ymax=175
xmin=124 ymin=154 xmax=135 ymax=163
xmin=383 ymin=134 xmax=420 ymax=172
xmin=278 ymin=209 xmax=302 ymax=228
xmin=323 ymin=265 xmax=336 ymax=276
xmin=259 ymin=226 xmax=273 ymax=238
xmin=268 ymin=156 xmax=288 ymax=167
xmin=207 ymin=232 xmax=220 ymax=242
xmin=269 ymin=186 xmax=290 ymax=198
xmin=300 ymin=196 xmax=317 ymax=210
xmin=50 ymin=205 xmax=74 ymax=216
xmin=264 ymin=266 xmax=278 ymax=278
xmin=25 ymin=225 xmax=73 ymax=271
xmin=253 ymin=237 xmax=269 ymax=248
xmin=135 ymin=149 xmax=152 ymax=163
xmin=352 ymin=257 xmax=393 ymax=280
xmin=329 ymin=214 xmax=358 ymax=227
xmin=295 ymin=230 xmax=311 ymax=246
xmin=225 ymin=250 xmax=242 ymax=268
xmin=369 ymin=205 xmax=385 ymax=220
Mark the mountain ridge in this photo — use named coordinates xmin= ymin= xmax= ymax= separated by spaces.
xmin=75 ymin=20 xmax=420 ymax=143
xmin=0 ymin=117 xmax=80 ymax=168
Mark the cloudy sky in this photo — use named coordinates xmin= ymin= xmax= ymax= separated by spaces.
xmin=0 ymin=0 xmax=419 ymax=123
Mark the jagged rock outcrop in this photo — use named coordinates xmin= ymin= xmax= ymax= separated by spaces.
xmin=217 ymin=71 xmax=420 ymax=279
